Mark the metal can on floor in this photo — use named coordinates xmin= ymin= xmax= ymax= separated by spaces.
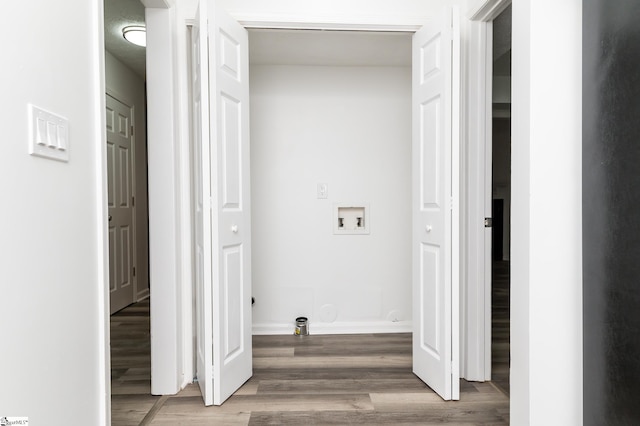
xmin=295 ymin=317 xmax=309 ymax=336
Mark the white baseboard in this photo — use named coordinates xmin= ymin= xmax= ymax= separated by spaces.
xmin=252 ymin=321 xmax=412 ymax=335
xmin=136 ymin=289 xmax=150 ymax=302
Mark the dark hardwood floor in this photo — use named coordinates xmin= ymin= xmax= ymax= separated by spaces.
xmin=111 ymin=299 xmax=509 ymax=425
xmin=492 ymin=260 xmax=510 ymax=396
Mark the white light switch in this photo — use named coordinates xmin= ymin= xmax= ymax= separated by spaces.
xmin=317 ymin=183 xmax=328 ymax=199
xmin=28 ymin=104 xmax=69 ymax=162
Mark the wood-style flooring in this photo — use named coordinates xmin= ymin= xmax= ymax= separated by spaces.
xmin=492 ymin=260 xmax=510 ymax=396
xmin=111 ymin=300 xmax=509 ymax=425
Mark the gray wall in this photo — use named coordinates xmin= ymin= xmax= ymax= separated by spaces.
xmin=583 ymin=0 xmax=640 ymax=423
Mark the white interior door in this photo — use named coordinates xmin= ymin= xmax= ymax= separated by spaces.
xmin=412 ymin=7 xmax=460 ymax=401
xmin=192 ymin=2 xmax=214 ymax=406
xmin=209 ymin=1 xmax=252 ymax=405
xmin=106 ymin=94 xmax=135 ymax=315
xmin=193 ymin=0 xmax=253 ymax=406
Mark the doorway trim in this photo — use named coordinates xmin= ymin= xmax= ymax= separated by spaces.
xmin=144 ymin=1 xmax=196 ymax=396
xmin=148 ymin=3 xmax=469 ymax=396
xmin=464 ymin=0 xmax=511 ymax=383
xmin=145 ymin=0 xmax=499 ymax=397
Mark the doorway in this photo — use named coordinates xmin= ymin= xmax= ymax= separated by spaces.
xmin=490 ymin=4 xmax=511 ymax=396
xmin=248 ymin=29 xmax=414 ymax=336
xmin=189 ymin=5 xmax=460 ymax=405
xmin=103 ymin=0 xmax=152 ymax=416
xmin=103 ymin=0 xmax=150 ymax=314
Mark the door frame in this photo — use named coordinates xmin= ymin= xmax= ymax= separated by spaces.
xmin=464 ymin=0 xmax=511 ymax=382
xmin=145 ymin=6 xmax=431 ymax=398
xmin=144 ymin=1 xmax=195 ymax=395
xmin=143 ymin=0 xmax=500 ymax=399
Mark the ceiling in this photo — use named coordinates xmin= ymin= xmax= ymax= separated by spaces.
xmin=493 ymin=4 xmax=512 ymax=77
xmin=104 ymin=0 xmax=146 ymax=78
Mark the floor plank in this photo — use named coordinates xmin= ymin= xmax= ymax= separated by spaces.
xmin=111 ymin=299 xmax=509 ymax=425
xmin=492 ymin=260 xmax=510 ymax=396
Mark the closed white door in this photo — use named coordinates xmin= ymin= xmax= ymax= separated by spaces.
xmin=194 ymin=0 xmax=253 ymax=406
xmin=412 ymin=7 xmax=460 ymax=401
xmin=106 ymin=94 xmax=135 ymax=314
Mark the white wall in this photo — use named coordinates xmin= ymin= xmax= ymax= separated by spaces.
xmin=250 ymin=65 xmax=412 ymax=334
xmin=511 ymin=0 xmax=582 ymax=424
xmin=146 ymin=5 xmax=185 ymax=395
xmin=105 ymin=50 xmax=150 ymax=300
xmin=0 ymin=0 xmax=108 ymax=424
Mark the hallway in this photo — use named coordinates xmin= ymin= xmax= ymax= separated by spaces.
xmin=110 ymin=301 xmax=509 ymax=425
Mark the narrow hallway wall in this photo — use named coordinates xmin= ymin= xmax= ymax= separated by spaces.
xmin=583 ymin=0 xmax=640 ymax=423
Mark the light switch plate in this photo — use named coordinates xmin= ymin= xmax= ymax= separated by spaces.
xmin=28 ymin=104 xmax=69 ymax=162
xmin=317 ymin=183 xmax=328 ymax=199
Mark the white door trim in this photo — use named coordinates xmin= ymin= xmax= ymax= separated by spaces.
xmin=463 ymin=0 xmax=511 ymax=382
xmin=145 ymin=3 xmax=187 ymax=396
xmin=236 ymin=17 xmax=421 ymax=32
xmin=467 ymin=0 xmax=511 ymax=21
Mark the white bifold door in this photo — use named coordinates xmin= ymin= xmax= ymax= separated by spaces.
xmin=412 ymin=7 xmax=460 ymax=401
xmin=192 ymin=0 xmax=252 ymax=406
xmin=191 ymin=1 xmax=459 ymax=406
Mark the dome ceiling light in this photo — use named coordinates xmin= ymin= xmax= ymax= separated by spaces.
xmin=122 ymin=26 xmax=146 ymax=47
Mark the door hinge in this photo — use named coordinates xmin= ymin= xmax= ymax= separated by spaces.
xmin=132 ymin=196 xmax=135 ymax=207
xmin=131 ymin=125 xmax=134 ymax=136
xmin=484 ymin=217 xmax=493 ymax=228
xmin=133 ymin=267 xmax=136 ymax=277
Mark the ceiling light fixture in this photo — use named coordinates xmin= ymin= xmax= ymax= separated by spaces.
xmin=122 ymin=26 xmax=146 ymax=47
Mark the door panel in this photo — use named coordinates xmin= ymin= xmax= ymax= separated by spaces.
xmin=412 ymin=7 xmax=460 ymax=401
xmin=106 ymin=94 xmax=135 ymax=314
xmin=193 ymin=0 xmax=252 ymax=406
xmin=208 ymin=0 xmax=252 ymax=405
xmin=220 ymin=94 xmax=241 ymax=207
xmin=421 ymin=244 xmax=440 ymax=356
xmin=222 ymin=245 xmax=242 ymax=357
